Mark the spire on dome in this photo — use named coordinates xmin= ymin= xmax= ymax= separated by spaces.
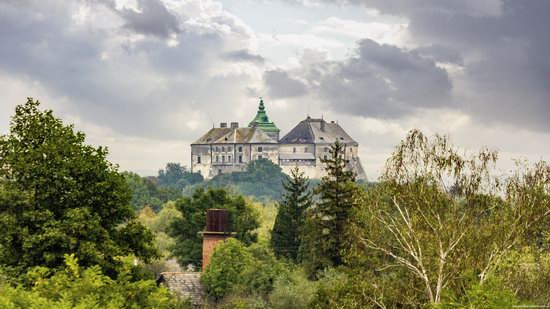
xmin=258 ymin=97 xmax=265 ymax=111
xmin=248 ymin=97 xmax=280 ymax=136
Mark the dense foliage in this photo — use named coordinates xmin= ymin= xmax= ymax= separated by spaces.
xmin=201 ymin=239 xmax=287 ymax=301
xmin=157 ymin=162 xmax=203 ymax=190
xmin=184 ymin=158 xmax=289 ymax=201
xmin=169 ymin=188 xmax=260 ymax=268
xmin=271 ymin=167 xmax=312 ymax=262
xmin=0 ymin=99 xmax=158 ymax=278
xmin=300 ymin=140 xmax=359 ymax=277
xmin=0 ymin=254 xmax=183 ymax=308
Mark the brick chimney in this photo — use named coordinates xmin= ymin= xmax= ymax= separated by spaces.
xmin=201 ymin=209 xmax=233 ymax=271
xmin=220 ymin=122 xmax=227 ymax=128
xmin=230 ymin=122 xmax=239 ymax=129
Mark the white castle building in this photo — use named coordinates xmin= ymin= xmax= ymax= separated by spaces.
xmin=190 ymin=99 xmax=366 ymax=180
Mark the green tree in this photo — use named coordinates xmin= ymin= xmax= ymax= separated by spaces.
xmin=346 ymin=130 xmax=550 ymax=306
xmin=201 ymin=238 xmax=253 ymax=301
xmin=169 ymin=188 xmax=259 ymax=267
xmin=271 ymin=167 xmax=312 ymax=262
xmin=300 ymin=140 xmax=358 ymax=277
xmin=0 ymin=98 xmax=158 ymax=277
xmin=123 ymin=172 xmax=163 ymax=211
xmin=188 ymin=158 xmax=289 ymax=201
xmin=201 ymin=239 xmax=287 ymax=301
xmin=0 ymin=254 xmax=184 ymax=308
xmin=158 ymin=162 xmax=203 ymax=190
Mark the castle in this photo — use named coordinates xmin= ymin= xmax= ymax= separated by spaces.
xmin=190 ymin=98 xmax=366 ymax=180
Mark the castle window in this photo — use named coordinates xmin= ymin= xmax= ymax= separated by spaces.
xmin=320 ymin=137 xmax=324 ymax=140
xmin=216 ymin=156 xmax=219 ymax=162
xmin=218 ymin=169 xmax=222 ymax=175
xmin=197 ymin=156 xmax=201 ymax=164
xmin=228 ymin=146 xmax=232 ymax=152
xmin=258 ymin=155 xmax=263 ymax=159
xmin=238 ymin=146 xmax=242 ymax=152
xmin=324 ymin=147 xmax=329 ymax=152
xmin=228 ymin=156 xmax=232 ymax=162
xmin=215 ymin=146 xmax=219 ymax=152
xmin=222 ymin=156 xmax=225 ymax=163
xmin=258 ymin=146 xmax=263 ymax=152
xmin=206 ymin=137 xmax=212 ymax=142
xmin=304 ymin=147 xmax=308 ymax=152
xmin=224 ymin=137 xmax=228 ymax=141
xmin=293 ymin=147 xmax=296 ymax=153
xmin=324 ymin=155 xmax=327 ymax=160
xmin=239 ymin=155 xmax=243 ymax=163
xmin=222 ymin=146 xmax=225 ymax=152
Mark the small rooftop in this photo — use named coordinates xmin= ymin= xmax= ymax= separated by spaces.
xmin=157 ymin=272 xmax=203 ymax=306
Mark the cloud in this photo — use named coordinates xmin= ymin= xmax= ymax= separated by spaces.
xmin=0 ymin=0 xmax=261 ymax=141
xmin=276 ymin=0 xmax=550 ymax=132
xmin=222 ymin=49 xmax=265 ymax=64
xmin=268 ymin=39 xmax=452 ymax=118
xmin=118 ymin=0 xmax=180 ymax=37
xmin=263 ymin=70 xmax=308 ymax=99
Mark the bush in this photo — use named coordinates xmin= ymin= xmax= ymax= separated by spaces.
xmin=202 ymin=239 xmax=288 ymax=302
xmin=0 ymin=254 xmax=183 ymax=308
xmin=269 ymin=269 xmax=317 ymax=309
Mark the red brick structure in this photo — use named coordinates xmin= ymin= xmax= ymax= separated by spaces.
xmin=201 ymin=209 xmax=233 ymax=271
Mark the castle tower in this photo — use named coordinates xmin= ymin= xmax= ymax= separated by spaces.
xmin=248 ymin=97 xmax=280 ymax=141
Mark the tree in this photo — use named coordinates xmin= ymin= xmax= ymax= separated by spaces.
xmin=157 ymin=162 xmax=203 ymax=190
xmin=169 ymin=188 xmax=259 ymax=267
xmin=123 ymin=172 xmax=163 ymax=211
xmin=0 ymin=98 xmax=158 ymax=277
xmin=0 ymin=254 xmax=183 ymax=308
xmin=300 ymin=140 xmax=358 ymax=277
xmin=201 ymin=239 xmax=287 ymax=301
xmin=271 ymin=167 xmax=312 ymax=261
xmin=347 ymin=129 xmax=550 ymax=305
xmin=187 ymin=158 xmax=289 ymax=201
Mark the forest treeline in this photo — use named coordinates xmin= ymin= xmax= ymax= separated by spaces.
xmin=1 ymin=99 xmax=549 ymax=308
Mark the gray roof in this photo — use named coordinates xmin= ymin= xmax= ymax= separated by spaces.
xmin=279 ymin=117 xmax=358 ymax=145
xmin=157 ymin=272 xmax=203 ymax=305
xmin=192 ymin=127 xmax=277 ymax=145
xmin=279 ymin=153 xmax=316 ymax=160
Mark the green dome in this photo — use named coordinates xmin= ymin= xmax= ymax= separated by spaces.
xmin=248 ymin=98 xmax=280 ymax=133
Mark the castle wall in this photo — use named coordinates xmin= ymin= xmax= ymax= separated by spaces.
xmin=192 ymin=143 xmax=278 ymax=179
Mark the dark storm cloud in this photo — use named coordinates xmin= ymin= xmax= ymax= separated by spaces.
xmin=280 ymin=0 xmax=550 ymax=132
xmin=222 ymin=49 xmax=265 ymax=64
xmin=263 ymin=70 xmax=308 ymax=99
xmin=0 ymin=0 xmax=255 ymax=140
xmin=119 ymin=0 xmax=180 ymax=37
xmin=305 ymin=39 xmax=452 ymax=118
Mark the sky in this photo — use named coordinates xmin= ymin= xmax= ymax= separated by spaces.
xmin=0 ymin=0 xmax=549 ymax=179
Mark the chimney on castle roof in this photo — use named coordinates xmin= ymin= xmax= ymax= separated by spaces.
xmin=230 ymin=122 xmax=239 ymax=129
xmin=201 ymin=209 xmax=233 ymax=271
xmin=220 ymin=122 xmax=227 ymax=128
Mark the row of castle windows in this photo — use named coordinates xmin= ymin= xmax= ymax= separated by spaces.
xmin=213 ymin=146 xmax=264 ymax=153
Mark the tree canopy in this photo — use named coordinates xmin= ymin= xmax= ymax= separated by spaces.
xmin=300 ymin=140 xmax=359 ymax=277
xmin=0 ymin=98 xmax=158 ymax=277
xmin=169 ymin=188 xmax=260 ymax=268
xmin=184 ymin=158 xmax=289 ymax=201
xmin=271 ymin=167 xmax=312 ymax=262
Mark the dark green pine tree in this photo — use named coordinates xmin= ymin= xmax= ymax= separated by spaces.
xmin=271 ymin=167 xmax=312 ymax=262
xmin=300 ymin=140 xmax=357 ymax=277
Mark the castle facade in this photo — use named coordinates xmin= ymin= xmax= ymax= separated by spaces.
xmin=190 ymin=99 xmax=366 ymax=180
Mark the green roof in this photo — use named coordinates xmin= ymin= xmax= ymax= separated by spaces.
xmin=248 ymin=98 xmax=280 ymax=133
